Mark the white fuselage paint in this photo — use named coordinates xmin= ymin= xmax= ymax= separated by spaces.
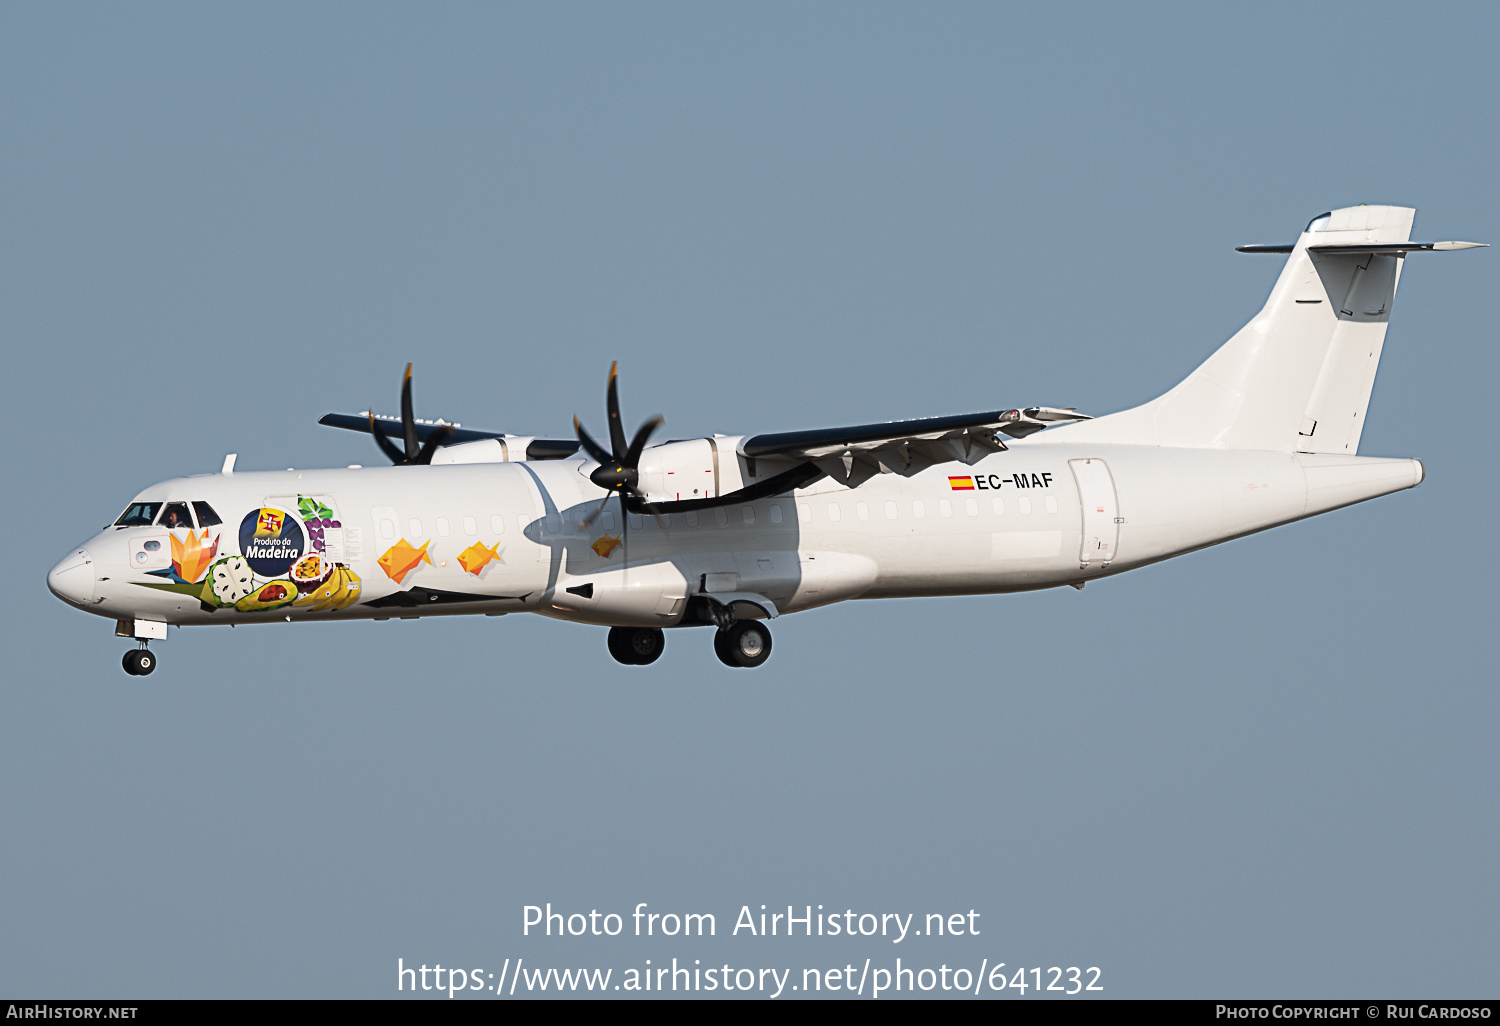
xmin=53 ymin=442 xmax=1423 ymax=632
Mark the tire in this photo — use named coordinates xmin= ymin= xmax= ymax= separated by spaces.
xmin=122 ymin=651 xmax=140 ymax=676
xmin=625 ymin=627 xmax=663 ymax=666
xmin=721 ymin=621 xmax=772 ymax=668
xmin=608 ymin=627 xmax=664 ymax=666
xmin=607 ymin=626 xmax=638 ymax=665
xmin=713 ymin=628 xmax=736 ymax=667
xmin=134 ymin=650 xmax=156 ymax=675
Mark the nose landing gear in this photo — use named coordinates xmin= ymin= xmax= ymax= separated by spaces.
xmin=607 ymin=626 xmax=665 ymax=666
xmin=714 ymin=621 xmax=772 ymax=668
xmin=121 ymin=644 xmax=156 ymax=676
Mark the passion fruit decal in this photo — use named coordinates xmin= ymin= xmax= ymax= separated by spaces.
xmin=289 ymin=552 xmax=329 ymax=589
xmin=238 ymin=507 xmax=306 ymax=578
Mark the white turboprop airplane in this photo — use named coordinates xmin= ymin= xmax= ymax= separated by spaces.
xmin=48 ymin=205 xmax=1483 ymax=675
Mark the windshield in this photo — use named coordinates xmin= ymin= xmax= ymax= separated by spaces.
xmin=114 ymin=502 xmax=162 ymax=527
xmin=157 ymin=502 xmax=193 ymax=530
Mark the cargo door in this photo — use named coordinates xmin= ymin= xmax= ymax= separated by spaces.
xmin=1069 ymin=459 xmax=1119 ymax=566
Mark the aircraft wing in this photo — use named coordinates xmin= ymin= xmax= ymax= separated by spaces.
xmin=318 ymin=413 xmax=581 ymax=460
xmin=739 ymin=407 xmax=1090 ymax=485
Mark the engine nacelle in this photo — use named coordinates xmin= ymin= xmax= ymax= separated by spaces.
xmin=635 ymin=436 xmax=750 ymax=505
xmin=430 ymin=437 xmax=536 ymax=465
xmin=546 ymin=560 xmax=690 ymax=627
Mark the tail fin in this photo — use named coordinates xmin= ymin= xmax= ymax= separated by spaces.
xmin=1046 ymin=205 xmax=1479 ymax=453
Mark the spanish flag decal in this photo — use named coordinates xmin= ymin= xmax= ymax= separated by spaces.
xmin=948 ymin=476 xmax=975 ymax=490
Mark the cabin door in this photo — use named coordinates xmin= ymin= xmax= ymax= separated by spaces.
xmin=1069 ymin=459 xmax=1119 ymax=566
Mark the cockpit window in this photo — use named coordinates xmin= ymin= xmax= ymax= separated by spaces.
xmin=192 ymin=501 xmax=223 ymax=527
xmin=114 ymin=502 xmax=162 ymax=528
xmin=157 ymin=502 xmax=194 ymax=530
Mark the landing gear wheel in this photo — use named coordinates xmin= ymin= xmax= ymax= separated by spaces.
xmin=715 ymin=621 xmax=772 ymax=668
xmin=607 ymin=626 xmax=664 ymax=666
xmin=122 ymin=649 xmax=156 ymax=676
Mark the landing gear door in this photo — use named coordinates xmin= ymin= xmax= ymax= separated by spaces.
xmin=1069 ymin=459 xmax=1119 ymax=566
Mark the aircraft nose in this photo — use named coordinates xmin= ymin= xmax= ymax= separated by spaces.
xmin=48 ymin=548 xmax=96 ymax=607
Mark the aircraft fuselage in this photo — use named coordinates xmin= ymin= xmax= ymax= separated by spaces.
xmin=49 ymin=443 xmax=1422 ymax=638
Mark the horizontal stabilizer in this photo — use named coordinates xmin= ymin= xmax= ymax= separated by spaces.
xmin=1239 ymin=240 xmax=1486 ymax=254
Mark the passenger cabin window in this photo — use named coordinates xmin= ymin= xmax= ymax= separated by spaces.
xmin=114 ymin=502 xmax=162 ymax=528
xmin=192 ymin=501 xmax=222 ymax=526
xmin=157 ymin=502 xmax=193 ymax=530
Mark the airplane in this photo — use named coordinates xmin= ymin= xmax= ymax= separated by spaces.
xmin=47 ymin=204 xmax=1484 ymax=675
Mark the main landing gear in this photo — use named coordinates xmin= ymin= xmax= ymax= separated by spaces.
xmin=714 ymin=621 xmax=772 ymax=668
xmin=605 ymin=621 xmax=774 ymax=668
xmin=121 ymin=644 xmax=156 ymax=676
xmin=607 ymin=626 xmax=665 ymax=666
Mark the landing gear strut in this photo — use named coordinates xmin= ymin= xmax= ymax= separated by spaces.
xmin=121 ymin=644 xmax=156 ymax=676
xmin=714 ymin=621 xmax=772 ymax=668
xmin=607 ymin=626 xmax=665 ymax=666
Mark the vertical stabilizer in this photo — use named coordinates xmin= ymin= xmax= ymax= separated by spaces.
xmin=1044 ymin=205 xmax=1421 ymax=453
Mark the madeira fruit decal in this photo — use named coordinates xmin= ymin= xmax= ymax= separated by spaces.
xmin=290 ymin=564 xmax=362 ymax=611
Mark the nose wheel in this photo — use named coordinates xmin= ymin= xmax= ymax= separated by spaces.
xmin=714 ymin=621 xmax=772 ymax=668
xmin=122 ymin=646 xmax=156 ymax=676
xmin=607 ymin=626 xmax=665 ymax=666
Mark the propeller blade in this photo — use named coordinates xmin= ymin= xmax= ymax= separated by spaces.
xmin=623 ymin=414 xmax=663 ymax=469
xmin=369 ymin=411 xmax=409 ymax=465
xmin=578 ymin=493 xmax=612 ymax=530
xmin=399 ymin=363 xmax=419 ymax=460
xmin=413 ymin=424 xmax=455 ymax=465
xmin=574 ymin=416 xmax=614 ymax=466
xmin=605 ymin=361 xmax=627 ymax=458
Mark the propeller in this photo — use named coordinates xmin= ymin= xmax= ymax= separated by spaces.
xmin=573 ymin=362 xmax=663 ymax=563
xmin=367 ymin=363 xmax=454 ymax=466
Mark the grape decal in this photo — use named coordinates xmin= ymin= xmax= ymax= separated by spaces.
xmin=297 ymin=496 xmax=341 ymax=553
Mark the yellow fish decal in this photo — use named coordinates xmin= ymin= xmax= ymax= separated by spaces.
xmin=591 ymin=534 xmax=622 ymax=558
xmin=457 ymin=540 xmax=501 ymax=576
xmin=377 ymin=538 xmax=432 ymax=584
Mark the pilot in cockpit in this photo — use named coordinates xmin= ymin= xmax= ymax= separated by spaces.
xmin=159 ymin=504 xmax=192 ymax=530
